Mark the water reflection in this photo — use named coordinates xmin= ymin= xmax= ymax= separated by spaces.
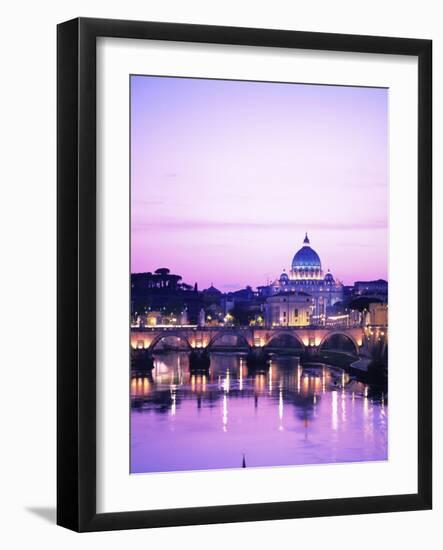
xmin=131 ymin=352 xmax=387 ymax=473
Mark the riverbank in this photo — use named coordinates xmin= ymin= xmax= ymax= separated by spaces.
xmin=303 ymin=351 xmax=387 ymax=389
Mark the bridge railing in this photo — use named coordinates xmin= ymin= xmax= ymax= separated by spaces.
xmin=130 ymin=323 xmax=367 ymax=331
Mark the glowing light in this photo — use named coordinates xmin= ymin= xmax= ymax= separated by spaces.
xmin=255 ymin=374 xmax=265 ymax=392
xmin=222 ymin=394 xmax=228 ymax=432
xmin=171 ymin=388 xmax=176 ymax=416
xmin=222 ymin=369 xmax=230 ymax=393
xmin=224 ymin=313 xmax=233 ymax=325
xmin=332 ymin=390 xmax=338 ymax=430
xmin=363 ymin=394 xmax=369 ymax=418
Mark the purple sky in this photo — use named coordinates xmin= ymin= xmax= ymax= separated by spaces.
xmin=131 ymin=76 xmax=388 ymax=291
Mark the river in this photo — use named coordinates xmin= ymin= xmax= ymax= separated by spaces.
xmin=131 ymin=352 xmax=387 ymax=473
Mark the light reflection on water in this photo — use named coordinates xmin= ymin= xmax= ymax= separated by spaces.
xmin=131 ymin=352 xmax=387 ymax=473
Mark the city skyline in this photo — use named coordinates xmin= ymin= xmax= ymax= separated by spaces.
xmin=131 ymin=76 xmax=388 ymax=291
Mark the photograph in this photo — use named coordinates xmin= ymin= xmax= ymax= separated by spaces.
xmin=129 ymin=75 xmax=389 ymax=474
xmin=0 ymin=0 xmax=436 ymax=541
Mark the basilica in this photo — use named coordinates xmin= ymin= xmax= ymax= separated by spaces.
xmin=131 ymin=232 xmax=387 ymax=329
xmin=264 ymin=233 xmax=344 ymax=326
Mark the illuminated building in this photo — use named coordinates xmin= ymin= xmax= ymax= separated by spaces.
xmin=267 ymin=233 xmax=344 ymax=324
xmin=264 ymin=291 xmax=313 ymax=326
xmin=368 ymin=303 xmax=388 ymax=326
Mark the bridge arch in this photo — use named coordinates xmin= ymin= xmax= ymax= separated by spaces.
xmin=149 ymin=332 xmax=192 ymax=351
xmin=265 ymin=332 xmax=305 ymax=350
xmin=319 ymin=332 xmax=359 ymax=355
xmin=207 ymin=330 xmax=251 ymax=349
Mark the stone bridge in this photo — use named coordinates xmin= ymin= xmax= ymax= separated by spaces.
xmin=130 ymin=326 xmax=370 ymax=355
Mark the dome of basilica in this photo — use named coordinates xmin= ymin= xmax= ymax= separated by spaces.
xmin=292 ymin=233 xmax=322 ymax=270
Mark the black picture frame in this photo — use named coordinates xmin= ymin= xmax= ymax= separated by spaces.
xmin=57 ymin=17 xmax=432 ymax=532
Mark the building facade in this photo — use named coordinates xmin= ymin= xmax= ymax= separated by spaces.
xmin=264 ymin=291 xmax=313 ymax=327
xmin=266 ymin=233 xmax=344 ymax=325
xmin=354 ymin=279 xmax=388 ymax=298
xmin=368 ymin=303 xmax=388 ymax=326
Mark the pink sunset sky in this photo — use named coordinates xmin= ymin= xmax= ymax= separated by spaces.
xmin=131 ymin=76 xmax=388 ymax=291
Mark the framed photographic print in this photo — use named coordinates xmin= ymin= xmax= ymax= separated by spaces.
xmin=57 ymin=18 xmax=432 ymax=531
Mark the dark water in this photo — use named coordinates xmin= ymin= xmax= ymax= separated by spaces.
xmin=131 ymin=352 xmax=387 ymax=473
